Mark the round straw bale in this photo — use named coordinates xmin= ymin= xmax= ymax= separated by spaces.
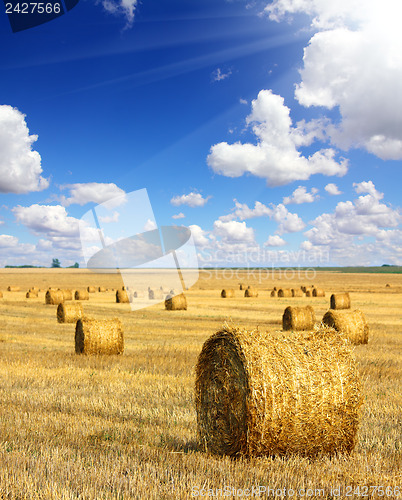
xmin=330 ymin=292 xmax=351 ymax=310
xmin=7 ymin=286 xmax=20 ymax=292
xmin=239 ymin=284 xmax=243 ymax=290
xmin=165 ymin=293 xmax=187 ymax=310
xmin=278 ymin=288 xmax=292 ymax=298
xmin=116 ymin=289 xmax=129 ymax=303
xmin=0 ymin=291 xmax=3 ymax=298
xmin=306 ymin=290 xmax=312 ymax=297
xmin=273 ymin=287 xmax=277 ymax=291
xmin=45 ymin=290 xmax=64 ymax=305
xmin=75 ymin=290 xmax=89 ymax=300
xmin=87 ymin=286 xmax=96 ymax=293
xmin=244 ymin=287 xmax=258 ymax=298
xmin=221 ymin=289 xmax=235 ymax=298
xmin=195 ymin=325 xmax=362 ymax=457
xmin=312 ymin=287 xmax=325 ymax=297
xmin=29 ymin=286 xmax=39 ymax=293
xmin=75 ymin=318 xmax=124 ymax=355
xmin=59 ymin=289 xmax=73 ymax=301
xmin=148 ymin=289 xmax=163 ymax=300
xmin=385 ymin=283 xmax=391 ymax=288
xmin=301 ymin=286 xmax=307 ymax=293
xmin=270 ymin=290 xmax=277 ymax=297
xmin=57 ymin=302 xmax=84 ymax=323
xmin=26 ymin=291 xmax=38 ymax=299
xmin=291 ymin=288 xmax=304 ymax=297
xmin=322 ymin=309 xmax=369 ymax=345
xmin=282 ymin=305 xmax=316 ymax=331
xmin=98 ymin=286 xmax=107 ymax=292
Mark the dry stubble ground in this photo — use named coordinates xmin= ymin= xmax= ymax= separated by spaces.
xmin=0 ymin=269 xmax=401 ymax=499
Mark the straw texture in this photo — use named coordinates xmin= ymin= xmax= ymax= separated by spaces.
xmin=278 ymin=288 xmax=292 ymax=298
xmin=75 ymin=318 xmax=124 ymax=355
xmin=322 ymin=309 xmax=369 ymax=345
xmin=244 ymin=288 xmax=258 ymax=297
xmin=116 ymin=289 xmax=129 ymax=303
xmin=75 ymin=290 xmax=89 ymax=300
xmin=87 ymin=286 xmax=96 ymax=293
xmin=313 ymin=288 xmax=325 ymax=297
xmin=165 ymin=293 xmax=187 ymax=310
xmin=282 ymin=305 xmax=316 ymax=331
xmin=7 ymin=286 xmax=20 ymax=292
xmin=57 ymin=303 xmax=84 ymax=323
xmin=330 ymin=293 xmax=351 ymax=310
xmin=221 ymin=289 xmax=235 ymax=298
xmin=195 ymin=325 xmax=362 ymax=458
xmin=45 ymin=290 xmax=64 ymax=305
xmin=291 ymin=288 xmax=304 ymax=297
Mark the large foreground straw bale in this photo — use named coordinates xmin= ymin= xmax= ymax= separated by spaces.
xmin=75 ymin=290 xmax=89 ymax=300
xmin=278 ymin=288 xmax=292 ymax=298
xmin=7 ymin=286 xmax=20 ymax=292
xmin=244 ymin=287 xmax=258 ymax=298
xmin=45 ymin=290 xmax=64 ymax=305
xmin=291 ymin=288 xmax=304 ymax=297
xmin=75 ymin=318 xmax=124 ymax=355
xmin=282 ymin=305 xmax=316 ymax=331
xmin=322 ymin=309 xmax=369 ymax=345
xmin=330 ymin=293 xmax=351 ymax=310
xmin=195 ymin=325 xmax=362 ymax=458
xmin=221 ymin=289 xmax=235 ymax=298
xmin=57 ymin=303 xmax=84 ymax=323
xmin=313 ymin=287 xmax=325 ymax=297
xmin=116 ymin=289 xmax=129 ymax=303
xmin=165 ymin=293 xmax=187 ymax=310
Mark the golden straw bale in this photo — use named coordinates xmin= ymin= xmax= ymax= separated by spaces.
xmin=330 ymin=292 xmax=351 ymax=310
xmin=59 ymin=289 xmax=73 ymax=301
xmin=221 ymin=289 xmax=235 ymax=298
xmin=0 ymin=291 xmax=3 ymax=298
xmin=239 ymin=284 xmax=243 ymax=290
xmin=306 ymin=290 xmax=312 ymax=297
xmin=98 ymin=286 xmax=107 ymax=292
xmin=278 ymin=288 xmax=292 ymax=298
xmin=322 ymin=309 xmax=369 ymax=345
xmin=195 ymin=325 xmax=362 ymax=458
xmin=385 ymin=283 xmax=391 ymax=288
xmin=165 ymin=293 xmax=187 ymax=310
xmin=87 ymin=286 xmax=96 ymax=293
xmin=270 ymin=290 xmax=278 ymax=297
xmin=312 ymin=287 xmax=325 ymax=297
xmin=116 ymin=289 xmax=129 ymax=303
xmin=148 ymin=289 xmax=163 ymax=300
xmin=26 ymin=291 xmax=38 ymax=299
xmin=301 ymin=286 xmax=307 ymax=293
xmin=57 ymin=303 xmax=84 ymax=323
xmin=75 ymin=318 xmax=124 ymax=355
xmin=244 ymin=287 xmax=258 ymax=298
xmin=282 ymin=305 xmax=316 ymax=331
xmin=29 ymin=286 xmax=39 ymax=293
xmin=291 ymin=288 xmax=304 ymax=297
xmin=75 ymin=290 xmax=89 ymax=300
xmin=7 ymin=286 xmax=20 ymax=292
xmin=45 ymin=290 xmax=64 ymax=305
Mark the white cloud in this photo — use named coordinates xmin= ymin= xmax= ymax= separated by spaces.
xmin=172 ymin=213 xmax=185 ymax=219
xmin=283 ymin=186 xmax=319 ymax=204
xmin=98 ymin=211 xmax=120 ymax=224
xmin=265 ymin=0 xmax=402 ymax=160
xmin=0 ymin=105 xmax=49 ymax=194
xmin=271 ymin=204 xmax=306 ymax=234
xmin=265 ymin=235 xmax=286 ymax=247
xmin=170 ymin=192 xmax=211 ymax=207
xmin=239 ymin=98 xmax=248 ymax=105
xmin=100 ymin=0 xmax=138 ymax=29
xmin=212 ymin=68 xmax=232 ymax=82
xmin=0 ymin=234 xmax=19 ymax=248
xmin=13 ymin=204 xmax=80 ymax=237
xmin=219 ymin=200 xmax=271 ymax=222
xmin=143 ymin=219 xmax=157 ymax=231
xmin=325 ymin=183 xmax=342 ymax=195
xmin=208 ymin=90 xmax=348 ymax=186
xmin=60 ymin=183 xmax=126 ymax=208
xmin=189 ymin=224 xmax=210 ymax=248
xmin=213 ymin=220 xmax=255 ymax=243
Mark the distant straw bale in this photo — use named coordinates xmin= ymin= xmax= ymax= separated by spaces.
xmin=165 ymin=293 xmax=187 ymax=310
xmin=322 ymin=309 xmax=369 ymax=345
xmin=57 ymin=303 xmax=84 ymax=323
xmin=239 ymin=284 xmax=243 ymax=290
xmin=270 ymin=290 xmax=277 ymax=297
xmin=75 ymin=290 xmax=89 ymax=301
xmin=149 ymin=289 xmax=163 ymax=300
xmin=313 ymin=288 xmax=325 ymax=297
xmin=301 ymin=286 xmax=307 ymax=293
xmin=59 ymin=289 xmax=73 ymax=301
xmin=195 ymin=325 xmax=362 ymax=457
xmin=87 ymin=286 xmax=96 ymax=293
xmin=7 ymin=286 xmax=20 ymax=292
xmin=75 ymin=318 xmax=124 ymax=355
xmin=330 ymin=293 xmax=351 ymax=310
xmin=278 ymin=288 xmax=292 ymax=298
xmin=0 ymin=291 xmax=3 ymax=298
xmin=282 ymin=305 xmax=316 ymax=331
xmin=98 ymin=286 xmax=107 ymax=292
xmin=385 ymin=284 xmax=391 ymax=288
xmin=306 ymin=290 xmax=312 ymax=297
xmin=116 ymin=289 xmax=129 ymax=303
xmin=45 ymin=290 xmax=64 ymax=305
xmin=221 ymin=289 xmax=235 ymax=298
xmin=26 ymin=291 xmax=38 ymax=299
xmin=291 ymin=288 xmax=304 ymax=297
xmin=244 ymin=288 xmax=258 ymax=298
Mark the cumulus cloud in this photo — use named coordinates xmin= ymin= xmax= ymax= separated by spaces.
xmin=189 ymin=224 xmax=211 ymax=248
xmin=143 ymin=219 xmax=157 ymax=231
xmin=0 ymin=105 xmax=49 ymax=194
xmin=283 ymin=186 xmax=319 ymax=204
xmin=265 ymin=235 xmax=286 ymax=247
xmin=325 ymin=183 xmax=342 ymax=195
xmin=170 ymin=192 xmax=211 ymax=207
xmin=172 ymin=213 xmax=185 ymax=219
xmin=60 ymin=183 xmax=126 ymax=208
xmin=213 ymin=220 xmax=255 ymax=242
xmin=208 ymin=90 xmax=348 ymax=186
xmin=265 ymin=0 xmax=402 ymax=160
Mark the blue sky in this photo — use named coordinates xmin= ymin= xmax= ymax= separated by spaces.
xmin=1 ymin=0 xmax=401 ymax=268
